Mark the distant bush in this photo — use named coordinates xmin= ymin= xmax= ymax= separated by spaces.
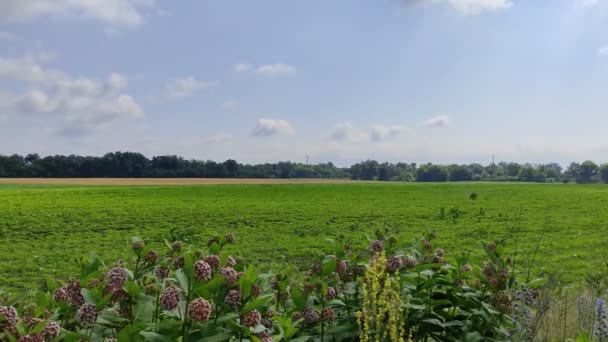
xmin=0 ymin=230 xmax=584 ymax=341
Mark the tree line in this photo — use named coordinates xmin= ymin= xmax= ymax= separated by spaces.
xmin=1 ymin=152 xmax=608 ymax=183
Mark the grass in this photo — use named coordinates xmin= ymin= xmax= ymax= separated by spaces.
xmin=1 ymin=182 xmax=608 ymax=290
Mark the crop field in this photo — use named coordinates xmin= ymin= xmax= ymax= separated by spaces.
xmin=1 ymin=181 xmax=607 ymax=290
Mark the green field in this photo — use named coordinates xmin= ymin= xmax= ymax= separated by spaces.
xmin=1 ymin=182 xmax=607 ymax=289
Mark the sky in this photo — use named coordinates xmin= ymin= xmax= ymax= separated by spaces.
xmin=1 ymin=0 xmax=608 ymax=166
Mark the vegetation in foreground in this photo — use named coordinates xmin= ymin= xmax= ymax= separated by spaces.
xmin=0 ymin=230 xmax=549 ymax=341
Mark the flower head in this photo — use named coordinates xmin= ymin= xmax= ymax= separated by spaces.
xmin=189 ymin=298 xmax=212 ymax=322
xmin=160 ymin=287 xmax=181 ymax=310
xmin=77 ymin=303 xmax=98 ymax=326
xmin=194 ymin=260 xmax=213 ymax=282
xmin=225 ymin=289 xmax=241 ymax=308
xmin=242 ymin=309 xmax=261 ymax=327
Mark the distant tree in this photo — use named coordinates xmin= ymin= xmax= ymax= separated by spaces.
xmin=416 ymin=164 xmax=448 ymax=182
xmin=223 ymin=159 xmax=239 ymax=177
xmin=518 ymin=164 xmax=536 ymax=182
xmin=577 ymin=160 xmax=599 ymax=184
xmin=448 ymin=165 xmax=473 ymax=182
xmin=600 ymin=164 xmax=608 ymax=183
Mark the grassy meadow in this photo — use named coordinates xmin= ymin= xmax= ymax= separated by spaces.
xmin=1 ymin=181 xmax=607 ymax=290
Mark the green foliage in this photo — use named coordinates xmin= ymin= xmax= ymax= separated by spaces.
xmin=0 ymin=231 xmax=521 ymax=341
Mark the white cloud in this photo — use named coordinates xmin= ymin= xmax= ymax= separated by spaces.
xmin=254 ymin=63 xmax=296 ymax=77
xmin=329 ymin=122 xmax=367 ymax=143
xmin=0 ymin=0 xmax=156 ymax=26
xmin=166 ymin=77 xmax=216 ymax=98
xmin=410 ymin=0 xmax=512 ymax=15
xmin=599 ymin=46 xmax=608 ymax=56
xmin=371 ymin=125 xmax=408 ymax=142
xmin=0 ymin=54 xmax=144 ymax=135
xmin=234 ymin=63 xmax=252 ymax=72
xmin=421 ymin=114 xmax=450 ymax=127
xmin=234 ymin=62 xmax=296 ymax=77
xmin=575 ymin=0 xmax=600 ymax=7
xmin=447 ymin=0 xmax=512 ymax=15
xmin=252 ymin=119 xmax=295 ymax=137
xmin=223 ymin=100 xmax=238 ymax=109
xmin=0 ymin=31 xmax=16 ymax=41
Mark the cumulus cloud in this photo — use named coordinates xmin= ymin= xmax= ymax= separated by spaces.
xmin=0 ymin=0 xmax=156 ymax=26
xmin=329 ymin=122 xmax=367 ymax=143
xmin=407 ymin=0 xmax=512 ymax=15
xmin=0 ymin=54 xmax=143 ymax=135
xmin=371 ymin=125 xmax=408 ymax=142
xmin=599 ymin=46 xmax=608 ymax=56
xmin=252 ymin=119 xmax=295 ymax=137
xmin=234 ymin=62 xmax=296 ymax=77
xmin=166 ymin=77 xmax=216 ymax=98
xmin=421 ymin=114 xmax=450 ymax=127
xmin=447 ymin=0 xmax=512 ymax=15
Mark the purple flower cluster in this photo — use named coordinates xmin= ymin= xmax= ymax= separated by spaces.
xmin=368 ymin=240 xmax=383 ymax=253
xmin=385 ymin=256 xmax=402 ymax=273
xmin=160 ymin=287 xmax=181 ymax=310
xmin=220 ymin=267 xmax=239 ymax=285
xmin=194 ymin=260 xmax=212 ymax=282
xmin=189 ymin=298 xmax=212 ymax=322
xmin=77 ymin=303 xmax=98 ymax=326
xmin=292 ymin=306 xmax=319 ymax=325
xmin=241 ymin=309 xmax=261 ymax=327
xmin=225 ymin=289 xmax=242 ymax=308
xmin=204 ymin=255 xmax=220 ymax=269
xmin=595 ymin=299 xmax=608 ymax=340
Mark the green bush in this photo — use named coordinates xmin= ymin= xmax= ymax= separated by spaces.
xmin=0 ymin=231 xmax=533 ymax=341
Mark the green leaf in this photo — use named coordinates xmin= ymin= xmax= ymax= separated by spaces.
xmin=291 ymin=286 xmax=306 ymax=311
xmin=200 ymin=332 xmax=232 ymax=342
xmin=321 ymin=258 xmax=336 ymax=276
xmin=139 ymin=331 xmax=171 ymax=342
xmin=242 ymin=294 xmax=274 ymax=313
xmin=176 ymin=269 xmax=189 ymax=295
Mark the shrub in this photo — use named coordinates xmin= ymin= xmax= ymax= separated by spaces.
xmin=0 ymin=230 xmax=524 ymax=341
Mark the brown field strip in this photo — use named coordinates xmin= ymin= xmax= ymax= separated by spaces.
xmin=0 ymin=178 xmax=365 ymax=186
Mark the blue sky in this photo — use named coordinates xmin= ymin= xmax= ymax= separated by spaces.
xmin=1 ymin=0 xmax=608 ymax=166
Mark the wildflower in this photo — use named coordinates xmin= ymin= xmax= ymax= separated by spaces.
xmin=434 ymin=248 xmax=445 ymax=257
xmin=401 ymin=255 xmax=416 ymax=269
xmin=66 ymin=280 xmax=85 ymax=307
xmin=173 ymin=256 xmax=185 ymax=269
xmin=132 ymin=240 xmax=145 ymax=252
xmin=207 ymin=237 xmax=219 ymax=247
xmin=53 ymin=288 xmax=68 ymax=302
xmin=43 ymin=321 xmax=61 ymax=339
xmin=262 ymin=317 xmax=273 ymax=329
xmin=385 ymin=256 xmax=402 ymax=273
xmin=225 ymin=289 xmax=241 ymax=308
xmin=368 ymin=240 xmax=383 ymax=253
xmin=422 ymin=239 xmax=432 ymax=250
xmin=327 ymin=287 xmax=337 ymax=300
xmin=321 ymin=307 xmax=335 ymax=321
xmin=143 ymin=250 xmax=159 ymax=264
xmin=301 ymin=306 xmax=319 ymax=324
xmin=242 ymin=309 xmax=262 ymax=327
xmin=486 ymin=243 xmax=497 ymax=251
xmin=106 ymin=267 xmax=127 ymax=288
xmin=193 ymin=260 xmax=213 ymax=282
xmin=88 ymin=278 xmax=101 ymax=288
xmin=225 ymin=233 xmax=236 ymax=243
xmin=226 ymin=256 xmax=236 ymax=267
xmin=77 ymin=303 xmax=98 ymax=326
xmin=0 ymin=306 xmax=19 ymax=328
xmin=460 ymin=264 xmax=472 ymax=272
xmin=204 ymin=255 xmax=220 ymax=269
xmin=432 ymin=255 xmax=445 ymax=264
xmin=189 ymin=298 xmax=212 ymax=322
xmin=220 ymin=267 xmax=239 ymax=285
xmin=154 ymin=265 xmax=170 ymax=279
xmin=259 ymin=332 xmax=273 ymax=342
xmin=171 ymin=241 xmax=183 ymax=251
xmin=160 ymin=287 xmax=181 ymax=310
xmin=270 ymin=279 xmax=278 ymax=290
xmin=251 ymin=284 xmax=262 ymax=298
